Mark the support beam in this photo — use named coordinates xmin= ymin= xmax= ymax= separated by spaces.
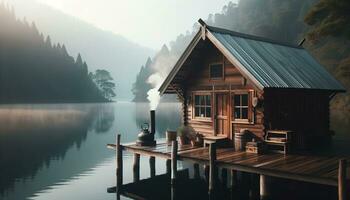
xmin=221 ymin=168 xmax=228 ymax=188
xmin=149 ymin=156 xmax=156 ymax=178
xmin=338 ymin=159 xmax=347 ymax=200
xmin=194 ymin=163 xmax=200 ymax=179
xmin=209 ymin=143 xmax=217 ymax=194
xmin=170 ymin=84 xmax=184 ymax=101
xmin=133 ymin=153 xmax=140 ymax=182
xmin=204 ymin=165 xmax=210 ymax=183
xmin=166 ymin=159 xmax=171 ymax=176
xmin=231 ymin=169 xmax=238 ymax=189
xmin=116 ymin=134 xmax=123 ymax=192
xmin=250 ymin=174 xmax=259 ymax=199
xmin=260 ymin=175 xmax=269 ymax=200
xmin=171 ymin=141 xmax=178 ymax=185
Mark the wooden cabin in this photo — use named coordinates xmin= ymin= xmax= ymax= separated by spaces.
xmin=159 ymin=19 xmax=345 ymax=149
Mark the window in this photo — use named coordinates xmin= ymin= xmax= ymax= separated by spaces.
xmin=209 ymin=63 xmax=223 ymax=79
xmin=233 ymin=93 xmax=249 ymax=121
xmin=194 ymin=95 xmax=211 ymax=118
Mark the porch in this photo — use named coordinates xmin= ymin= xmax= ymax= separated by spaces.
xmin=107 ymin=135 xmax=349 ymax=200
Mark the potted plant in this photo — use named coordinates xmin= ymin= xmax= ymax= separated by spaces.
xmin=166 ymin=130 xmax=177 ymax=143
xmin=177 ymin=126 xmax=195 ymax=145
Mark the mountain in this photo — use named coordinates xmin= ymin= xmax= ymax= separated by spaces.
xmin=132 ymin=0 xmax=350 ymax=116
xmin=10 ymin=0 xmax=155 ymax=101
xmin=0 ymin=4 xmax=105 ymax=103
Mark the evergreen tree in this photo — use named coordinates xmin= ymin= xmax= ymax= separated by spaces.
xmin=0 ymin=5 xmax=109 ymax=103
xmin=305 ymin=0 xmax=350 ymax=41
xmin=76 ymin=53 xmax=83 ymax=66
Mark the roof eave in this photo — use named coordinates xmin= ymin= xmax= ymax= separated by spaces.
xmin=158 ymin=29 xmax=203 ymax=95
xmin=205 ymin=29 xmax=265 ymax=91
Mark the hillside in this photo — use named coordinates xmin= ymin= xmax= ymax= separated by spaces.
xmin=0 ymin=4 xmax=105 ymax=103
xmin=11 ymin=0 xmax=155 ymax=100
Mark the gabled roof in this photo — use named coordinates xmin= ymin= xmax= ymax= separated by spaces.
xmin=159 ymin=20 xmax=346 ymax=94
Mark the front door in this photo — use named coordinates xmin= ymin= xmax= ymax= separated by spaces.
xmin=215 ymin=93 xmax=229 ymax=136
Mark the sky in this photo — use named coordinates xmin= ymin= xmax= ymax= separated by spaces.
xmin=34 ymin=0 xmax=233 ymax=49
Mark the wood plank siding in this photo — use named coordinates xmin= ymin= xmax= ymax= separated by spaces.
xmin=264 ymin=89 xmax=332 ymax=148
xmin=184 ymin=40 xmax=265 ymax=140
xmin=160 ymin=21 xmax=343 ymax=151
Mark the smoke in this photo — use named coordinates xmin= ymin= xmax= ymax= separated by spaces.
xmin=146 ymin=45 xmax=177 ymax=110
xmin=147 ymin=73 xmax=163 ymax=110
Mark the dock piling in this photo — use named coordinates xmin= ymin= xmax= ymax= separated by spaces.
xmin=231 ymin=169 xmax=237 ymax=189
xmin=171 ymin=141 xmax=178 ymax=185
xmin=204 ymin=165 xmax=210 ymax=183
xmin=166 ymin=159 xmax=171 ymax=176
xmin=194 ymin=163 xmax=200 ymax=179
xmin=221 ymin=168 xmax=228 ymax=188
xmin=209 ymin=143 xmax=217 ymax=195
xmin=133 ymin=153 xmax=140 ymax=182
xmin=149 ymin=156 xmax=156 ymax=178
xmin=260 ymin=175 xmax=270 ymax=199
xmin=116 ymin=134 xmax=123 ymax=192
xmin=338 ymin=159 xmax=347 ymax=200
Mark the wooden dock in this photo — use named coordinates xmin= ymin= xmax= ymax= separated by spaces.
xmin=108 ymin=135 xmax=349 ymax=200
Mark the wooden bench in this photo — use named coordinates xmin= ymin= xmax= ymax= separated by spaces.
xmin=265 ymin=130 xmax=293 ymax=154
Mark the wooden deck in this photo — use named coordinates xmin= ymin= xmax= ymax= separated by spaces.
xmin=108 ymin=138 xmax=349 ymax=200
xmin=107 ymin=142 xmax=350 ymax=186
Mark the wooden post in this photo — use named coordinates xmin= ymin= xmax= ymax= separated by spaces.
xmin=171 ymin=184 xmax=176 ymax=200
xmin=231 ymin=169 xmax=237 ymax=189
xmin=250 ymin=174 xmax=259 ymax=199
xmin=194 ymin=163 xmax=200 ymax=179
xmin=171 ymin=141 xmax=178 ymax=185
xmin=209 ymin=143 xmax=217 ymax=194
xmin=260 ymin=175 xmax=269 ymax=199
xmin=204 ymin=165 xmax=210 ymax=183
xmin=166 ymin=159 xmax=171 ymax=176
xmin=149 ymin=156 xmax=156 ymax=178
xmin=221 ymin=168 xmax=228 ymax=188
xmin=338 ymin=159 xmax=347 ymax=200
xmin=116 ymin=134 xmax=123 ymax=192
xmin=133 ymin=153 xmax=140 ymax=182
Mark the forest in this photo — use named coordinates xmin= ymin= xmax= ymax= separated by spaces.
xmin=132 ymin=0 xmax=350 ymax=114
xmin=0 ymin=4 xmax=114 ymax=103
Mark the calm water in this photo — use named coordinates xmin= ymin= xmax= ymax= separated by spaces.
xmin=0 ymin=102 xmax=182 ymax=200
xmin=0 ymin=102 xmax=349 ymax=200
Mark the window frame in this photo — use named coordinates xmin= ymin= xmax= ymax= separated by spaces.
xmin=192 ymin=92 xmax=212 ymax=121
xmin=231 ymin=91 xmax=252 ymax=124
xmin=209 ymin=62 xmax=224 ymax=80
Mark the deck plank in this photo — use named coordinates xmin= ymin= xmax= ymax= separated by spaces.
xmin=115 ymin=142 xmax=350 ymax=186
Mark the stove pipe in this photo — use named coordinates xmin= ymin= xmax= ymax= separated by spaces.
xmin=150 ymin=110 xmax=155 ymax=135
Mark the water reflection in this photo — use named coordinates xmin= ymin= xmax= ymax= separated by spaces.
xmin=0 ymin=102 xmax=182 ymax=200
xmin=0 ymin=103 xmax=115 ymax=199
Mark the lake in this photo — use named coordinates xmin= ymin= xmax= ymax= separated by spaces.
xmin=0 ymin=102 xmax=349 ymax=200
xmin=0 ymin=102 xmax=182 ymax=200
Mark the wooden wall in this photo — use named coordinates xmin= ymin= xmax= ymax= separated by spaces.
xmin=184 ymin=40 xmax=265 ymax=140
xmin=264 ymin=89 xmax=331 ymax=147
xmin=175 ymin=40 xmax=332 ymax=147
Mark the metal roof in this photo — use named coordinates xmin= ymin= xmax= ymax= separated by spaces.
xmin=159 ymin=21 xmax=346 ymax=94
xmin=208 ymin=26 xmax=345 ymax=92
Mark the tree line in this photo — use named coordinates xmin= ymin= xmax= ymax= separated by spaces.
xmin=0 ymin=4 xmax=115 ymax=103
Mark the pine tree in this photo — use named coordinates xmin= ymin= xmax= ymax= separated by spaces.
xmin=76 ymin=53 xmax=83 ymax=66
